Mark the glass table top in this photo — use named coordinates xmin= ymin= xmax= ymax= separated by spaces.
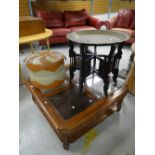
xmin=45 ymin=75 xmax=124 ymax=120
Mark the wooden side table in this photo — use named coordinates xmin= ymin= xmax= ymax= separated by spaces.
xmin=19 ymin=28 xmax=52 ymax=54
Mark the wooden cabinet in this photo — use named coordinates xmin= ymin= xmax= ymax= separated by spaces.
xmin=19 ymin=0 xmax=30 ymax=16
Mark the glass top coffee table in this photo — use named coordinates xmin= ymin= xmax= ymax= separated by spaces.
xmin=25 ymin=75 xmax=128 ymax=150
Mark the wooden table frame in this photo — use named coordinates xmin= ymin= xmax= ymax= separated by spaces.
xmin=25 ymin=80 xmax=128 ymax=150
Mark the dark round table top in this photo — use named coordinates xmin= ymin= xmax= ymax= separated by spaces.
xmin=67 ymin=30 xmax=130 ymax=45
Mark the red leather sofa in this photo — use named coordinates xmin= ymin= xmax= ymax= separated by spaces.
xmin=35 ymin=9 xmax=104 ymax=45
xmin=103 ymin=9 xmax=135 ymax=44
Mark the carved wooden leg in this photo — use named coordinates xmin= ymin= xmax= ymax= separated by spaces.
xmin=69 ymin=41 xmax=75 ymax=83
xmin=63 ymin=142 xmax=69 ymax=150
xmin=79 ymin=44 xmax=85 ymax=92
xmin=79 ymin=71 xmax=84 ymax=92
xmin=79 ymin=82 xmax=84 ymax=92
xmin=112 ymin=44 xmax=123 ymax=85
xmin=69 ymin=65 xmax=74 ymax=83
xmin=69 ymin=54 xmax=75 ymax=83
xmin=103 ymin=77 xmax=110 ymax=96
xmin=113 ymin=68 xmax=118 ymax=86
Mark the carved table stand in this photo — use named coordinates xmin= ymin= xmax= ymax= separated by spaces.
xmin=67 ymin=30 xmax=129 ymax=96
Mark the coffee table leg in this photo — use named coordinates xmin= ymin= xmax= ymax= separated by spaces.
xmin=117 ymin=99 xmax=123 ymax=111
xmin=63 ymin=142 xmax=69 ymax=150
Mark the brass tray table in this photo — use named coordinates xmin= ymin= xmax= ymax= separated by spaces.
xmin=67 ymin=30 xmax=129 ymax=96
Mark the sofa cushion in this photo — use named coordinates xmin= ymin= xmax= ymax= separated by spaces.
xmin=70 ymin=26 xmax=96 ymax=32
xmin=64 ymin=9 xmax=89 ymax=27
xmin=36 ymin=11 xmax=64 ymax=28
xmin=115 ymin=9 xmax=134 ymax=28
xmin=51 ymin=28 xmax=71 ymax=37
xmin=112 ymin=28 xmax=135 ymax=37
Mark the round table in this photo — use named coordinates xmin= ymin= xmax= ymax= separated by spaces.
xmin=67 ymin=30 xmax=129 ymax=96
xmin=19 ymin=28 xmax=53 ymax=53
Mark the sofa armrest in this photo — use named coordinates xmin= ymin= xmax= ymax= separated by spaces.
xmin=104 ymin=16 xmax=118 ymax=30
xmin=132 ymin=30 xmax=135 ymax=37
xmin=87 ymin=16 xmax=104 ymax=29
